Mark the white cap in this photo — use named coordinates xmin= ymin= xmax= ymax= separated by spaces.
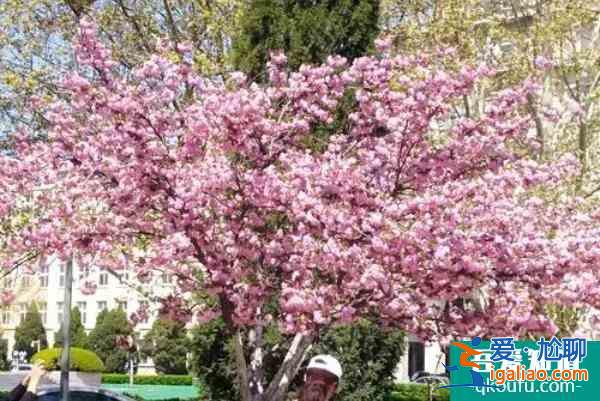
xmin=306 ymin=354 xmax=342 ymax=380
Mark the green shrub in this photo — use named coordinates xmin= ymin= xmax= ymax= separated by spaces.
xmin=101 ymin=374 xmax=193 ymax=385
xmin=388 ymin=384 xmax=449 ymax=401
xmin=31 ymin=347 xmax=105 ymax=373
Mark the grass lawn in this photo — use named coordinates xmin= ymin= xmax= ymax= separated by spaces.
xmin=102 ymin=384 xmax=201 ymax=400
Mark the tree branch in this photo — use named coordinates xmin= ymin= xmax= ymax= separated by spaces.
xmin=234 ymin=328 xmax=252 ymax=401
xmin=0 ymin=251 xmax=39 ymax=280
xmin=265 ymin=333 xmax=314 ymax=401
xmin=162 ymin=0 xmax=180 ymax=48
xmin=116 ymin=0 xmax=154 ymax=53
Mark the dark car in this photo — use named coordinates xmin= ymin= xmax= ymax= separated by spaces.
xmin=36 ymin=386 xmax=135 ymax=401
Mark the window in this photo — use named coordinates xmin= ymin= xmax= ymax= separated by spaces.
xmin=99 ymin=272 xmax=109 ymax=286
xmin=22 ymin=276 xmax=31 ymax=288
xmin=2 ymin=308 xmax=11 ymax=325
xmin=408 ymin=341 xmax=425 ymax=380
xmin=18 ymin=303 xmax=27 ymax=323
xmin=77 ymin=302 xmax=87 ymax=324
xmin=4 ymin=277 xmax=13 ymax=289
xmin=117 ymin=301 xmax=127 ymax=312
xmin=59 ymin=265 xmax=65 ymax=287
xmin=79 ymin=266 xmax=90 ymax=283
xmin=39 ymin=302 xmax=47 ymax=325
xmin=39 ymin=264 xmax=49 ymax=288
xmin=57 ymin=302 xmax=64 ymax=324
xmin=97 ymin=301 xmax=107 ymax=312
xmin=161 ymin=273 xmax=171 ymax=285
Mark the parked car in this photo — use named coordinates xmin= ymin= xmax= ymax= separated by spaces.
xmin=36 ymin=386 xmax=135 ymax=401
xmin=410 ymin=371 xmax=449 ymax=385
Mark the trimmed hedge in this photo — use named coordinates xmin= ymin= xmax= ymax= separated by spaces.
xmin=101 ymin=374 xmax=193 ymax=385
xmin=388 ymin=384 xmax=449 ymax=401
xmin=32 ymin=347 xmax=105 ymax=373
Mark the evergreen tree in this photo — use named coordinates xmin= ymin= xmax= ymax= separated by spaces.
xmin=14 ymin=303 xmax=48 ymax=360
xmin=54 ymin=307 xmax=88 ymax=349
xmin=86 ymin=308 xmax=134 ymax=373
xmin=0 ymin=339 xmax=10 ymax=370
xmin=232 ymin=0 xmax=380 ymax=80
xmin=140 ymin=318 xmax=190 ymax=374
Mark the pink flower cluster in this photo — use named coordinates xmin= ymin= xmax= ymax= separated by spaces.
xmin=1 ymin=18 xmax=599 ymax=339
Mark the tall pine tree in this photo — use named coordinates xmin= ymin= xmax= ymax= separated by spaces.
xmin=86 ymin=308 xmax=134 ymax=373
xmin=140 ymin=318 xmax=190 ymax=374
xmin=14 ymin=302 xmax=48 ymax=360
xmin=54 ymin=307 xmax=88 ymax=349
xmin=232 ymin=0 xmax=380 ymax=80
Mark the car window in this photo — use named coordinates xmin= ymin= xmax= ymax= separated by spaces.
xmin=38 ymin=391 xmax=123 ymax=401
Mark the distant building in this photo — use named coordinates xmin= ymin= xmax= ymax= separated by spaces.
xmin=0 ymin=256 xmax=175 ymax=373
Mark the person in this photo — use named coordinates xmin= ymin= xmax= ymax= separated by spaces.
xmin=297 ymin=354 xmax=342 ymax=401
xmin=7 ymin=360 xmax=47 ymax=401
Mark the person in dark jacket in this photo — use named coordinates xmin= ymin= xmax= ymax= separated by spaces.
xmin=6 ymin=360 xmax=47 ymax=401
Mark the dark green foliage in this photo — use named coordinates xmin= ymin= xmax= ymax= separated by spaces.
xmin=31 ymin=347 xmax=105 ymax=372
xmin=86 ymin=308 xmax=135 ymax=373
xmin=0 ymin=339 xmax=9 ymax=370
xmin=189 ymin=318 xmax=404 ymax=401
xmin=189 ymin=318 xmax=237 ymax=401
xmin=388 ymin=384 xmax=449 ymax=401
xmin=101 ymin=374 xmax=193 ymax=385
xmin=14 ymin=302 xmax=48 ymax=360
xmin=300 ymin=88 xmax=358 ymax=154
xmin=304 ymin=320 xmax=405 ymax=401
xmin=232 ymin=0 xmax=380 ymax=80
xmin=140 ymin=318 xmax=190 ymax=375
xmin=54 ymin=307 xmax=88 ymax=348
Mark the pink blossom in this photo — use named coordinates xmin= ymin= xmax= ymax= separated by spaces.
xmin=0 ymin=19 xmax=598 ymax=343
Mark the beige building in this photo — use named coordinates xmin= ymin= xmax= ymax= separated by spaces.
xmin=0 ymin=256 xmax=174 ymax=371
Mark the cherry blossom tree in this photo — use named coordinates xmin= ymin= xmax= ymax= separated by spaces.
xmin=1 ymin=20 xmax=599 ymax=401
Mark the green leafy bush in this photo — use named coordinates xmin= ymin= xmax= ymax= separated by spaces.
xmin=101 ymin=374 xmax=193 ymax=385
xmin=388 ymin=384 xmax=449 ymax=401
xmin=31 ymin=347 xmax=105 ymax=372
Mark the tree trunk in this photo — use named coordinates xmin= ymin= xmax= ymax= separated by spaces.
xmin=576 ymin=122 xmax=588 ymax=192
xmin=234 ymin=330 xmax=314 ymax=401
xmin=264 ymin=333 xmax=314 ymax=401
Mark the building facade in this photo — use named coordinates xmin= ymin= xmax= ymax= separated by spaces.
xmin=0 ymin=256 xmax=174 ymax=372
